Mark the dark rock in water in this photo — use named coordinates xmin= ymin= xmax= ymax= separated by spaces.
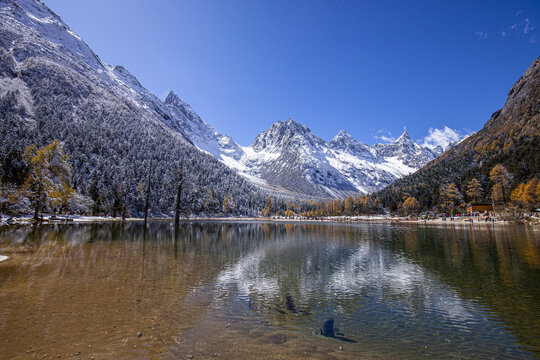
xmin=285 ymin=294 xmax=297 ymax=313
xmin=320 ymin=318 xmax=335 ymax=337
xmin=316 ymin=318 xmax=357 ymax=343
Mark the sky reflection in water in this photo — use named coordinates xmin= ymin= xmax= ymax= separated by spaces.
xmin=0 ymin=222 xmax=538 ymax=359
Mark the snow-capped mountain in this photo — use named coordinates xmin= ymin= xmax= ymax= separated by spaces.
xmin=162 ymin=94 xmax=443 ymax=197
xmin=0 ymin=0 xmax=446 ymax=202
xmin=373 ymin=131 xmax=437 ymax=169
xmin=0 ymin=0 xmax=183 ymax=134
xmin=0 ymin=0 xmax=268 ymax=215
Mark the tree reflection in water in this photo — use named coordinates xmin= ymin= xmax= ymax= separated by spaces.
xmin=0 ymin=222 xmax=538 ymax=359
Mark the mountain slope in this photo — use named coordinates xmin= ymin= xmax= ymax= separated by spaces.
xmin=0 ymin=0 xmax=458 ymax=208
xmin=0 ymin=0 xmax=267 ymax=215
xmin=162 ymin=91 xmax=244 ymax=161
xmin=376 ymin=57 xmax=540 ymax=210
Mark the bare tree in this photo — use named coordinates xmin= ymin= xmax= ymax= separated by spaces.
xmin=174 ymin=161 xmax=185 ymax=229
xmin=144 ymin=159 xmax=153 ymax=225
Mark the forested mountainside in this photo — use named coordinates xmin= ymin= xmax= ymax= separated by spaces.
xmin=376 ymin=57 xmax=540 ymax=212
xmin=0 ymin=0 xmax=268 ymax=216
xmin=0 ymin=0 xmax=451 ymax=214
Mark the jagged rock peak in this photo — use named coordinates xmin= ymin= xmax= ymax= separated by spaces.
xmin=163 ymin=90 xmax=194 ymax=111
xmin=252 ymin=118 xmax=321 ymax=151
xmin=164 ymin=90 xmax=182 ymax=105
xmin=330 ymin=130 xmax=358 ymax=148
xmin=394 ymin=130 xmax=413 ymax=143
xmin=331 ymin=130 xmax=357 ymax=143
xmin=276 ymin=118 xmax=311 ymax=132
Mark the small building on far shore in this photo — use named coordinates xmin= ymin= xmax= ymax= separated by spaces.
xmin=466 ymin=203 xmax=494 ymax=213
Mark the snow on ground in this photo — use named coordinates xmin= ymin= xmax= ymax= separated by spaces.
xmin=0 ymin=77 xmax=35 ymax=116
xmin=378 ymin=156 xmax=417 ymax=178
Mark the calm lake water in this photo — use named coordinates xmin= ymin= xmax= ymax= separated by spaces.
xmin=0 ymin=221 xmax=539 ymax=359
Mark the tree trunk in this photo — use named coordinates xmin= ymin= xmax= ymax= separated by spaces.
xmin=122 ymin=192 xmax=127 ymax=222
xmin=33 ymin=182 xmax=42 ymax=221
xmin=174 ymin=162 xmax=184 ymax=229
xmin=144 ymin=160 xmax=153 ymax=225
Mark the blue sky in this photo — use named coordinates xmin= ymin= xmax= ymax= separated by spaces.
xmin=45 ymin=0 xmax=539 ymax=146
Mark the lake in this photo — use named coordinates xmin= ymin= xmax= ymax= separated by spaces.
xmin=0 ymin=221 xmax=539 ymax=359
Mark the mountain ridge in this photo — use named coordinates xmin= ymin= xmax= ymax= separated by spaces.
xmin=376 ymin=56 xmax=540 ymax=211
xmin=1 ymin=0 xmax=465 ymax=205
xmin=0 ymin=0 xmax=269 ymax=215
xmin=162 ymin=89 xmax=448 ymax=197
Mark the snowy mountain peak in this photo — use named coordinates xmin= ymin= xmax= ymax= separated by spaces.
xmin=163 ymin=90 xmax=198 ymax=118
xmin=162 ymin=89 xmax=244 ymax=161
xmin=330 ymin=130 xmax=359 ymax=148
xmin=164 ymin=90 xmax=184 ymax=106
xmin=329 ymin=130 xmax=376 ymax=159
xmin=331 ymin=130 xmax=354 ymax=142
xmin=252 ymin=118 xmax=324 ymax=152
xmin=280 ymin=118 xmax=311 ymax=133
xmin=394 ymin=130 xmax=413 ymax=143
xmin=373 ymin=130 xmax=436 ymax=169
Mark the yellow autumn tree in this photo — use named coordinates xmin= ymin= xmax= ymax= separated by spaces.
xmin=261 ymin=197 xmax=273 ymax=217
xmin=23 ymin=140 xmax=74 ymax=219
xmin=344 ymin=196 xmax=353 ymax=215
xmin=489 ymin=164 xmax=513 ymax=203
xmin=439 ymin=182 xmax=463 ymax=215
xmin=222 ymin=194 xmax=230 ymax=214
xmin=511 ymin=178 xmax=539 ymax=210
xmin=401 ymin=196 xmax=420 ymax=216
xmin=466 ymin=178 xmax=484 ymax=202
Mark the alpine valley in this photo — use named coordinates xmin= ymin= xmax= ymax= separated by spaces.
xmin=0 ymin=0 xmax=458 ymax=215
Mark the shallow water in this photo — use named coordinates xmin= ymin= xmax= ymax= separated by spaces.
xmin=0 ymin=221 xmax=539 ymax=359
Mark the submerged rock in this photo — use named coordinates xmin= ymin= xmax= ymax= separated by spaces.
xmin=320 ymin=318 xmax=335 ymax=337
xmin=316 ymin=318 xmax=357 ymax=343
xmin=285 ymin=294 xmax=297 ymax=313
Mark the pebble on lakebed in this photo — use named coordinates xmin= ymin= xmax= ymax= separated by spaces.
xmin=137 ymin=332 xmax=142 ymax=337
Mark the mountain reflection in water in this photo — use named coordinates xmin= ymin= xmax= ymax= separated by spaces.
xmin=0 ymin=222 xmax=538 ymax=359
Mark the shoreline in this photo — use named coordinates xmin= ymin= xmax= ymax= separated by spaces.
xmin=1 ymin=214 xmax=537 ymax=227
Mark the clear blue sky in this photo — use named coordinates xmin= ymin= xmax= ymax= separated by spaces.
xmin=45 ymin=0 xmax=539 ymax=146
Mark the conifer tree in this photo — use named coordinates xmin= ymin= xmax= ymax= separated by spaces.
xmin=401 ymin=196 xmax=420 ymax=216
xmin=23 ymin=140 xmax=74 ymax=219
xmin=174 ymin=161 xmax=185 ymax=228
xmin=222 ymin=194 xmax=230 ymax=214
xmin=466 ymin=178 xmax=484 ymax=203
xmin=439 ymin=182 xmax=463 ymax=216
xmin=489 ymin=164 xmax=513 ymax=203
xmin=261 ymin=197 xmax=273 ymax=217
